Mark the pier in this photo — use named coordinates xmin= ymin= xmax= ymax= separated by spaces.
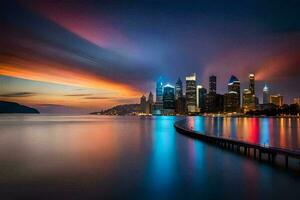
xmin=174 ymin=119 xmax=300 ymax=169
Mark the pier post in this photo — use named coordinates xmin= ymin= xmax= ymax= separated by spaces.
xmin=259 ymin=150 xmax=262 ymax=161
xmin=254 ymin=149 xmax=256 ymax=159
xmin=244 ymin=147 xmax=247 ymax=155
xmin=271 ymin=154 xmax=275 ymax=164
xmin=285 ymin=155 xmax=289 ymax=168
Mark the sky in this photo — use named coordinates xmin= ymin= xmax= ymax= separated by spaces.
xmin=0 ymin=0 xmax=300 ymax=113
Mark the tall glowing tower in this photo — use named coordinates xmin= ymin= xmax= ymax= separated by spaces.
xmin=156 ymin=77 xmax=163 ymax=103
xmin=186 ymin=73 xmax=197 ymax=113
xmin=175 ymin=78 xmax=183 ymax=100
xmin=249 ymin=73 xmax=255 ymax=95
xmin=263 ymin=84 xmax=270 ymax=104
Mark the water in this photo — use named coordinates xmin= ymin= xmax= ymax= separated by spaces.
xmin=182 ymin=116 xmax=300 ymax=150
xmin=0 ymin=115 xmax=299 ymax=199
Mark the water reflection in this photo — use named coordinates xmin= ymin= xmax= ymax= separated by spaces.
xmin=0 ymin=115 xmax=300 ymax=199
xmin=148 ymin=116 xmax=177 ymax=192
xmin=185 ymin=116 xmax=300 ymax=150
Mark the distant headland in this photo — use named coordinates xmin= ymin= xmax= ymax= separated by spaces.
xmin=0 ymin=101 xmax=39 ymax=114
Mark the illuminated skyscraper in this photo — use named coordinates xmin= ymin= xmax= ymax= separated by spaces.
xmin=209 ymin=75 xmax=217 ymax=94
xmin=186 ymin=73 xmax=197 ymax=113
xmin=263 ymin=84 xmax=270 ymax=104
xmin=153 ymin=77 xmax=164 ymax=115
xmin=270 ymin=94 xmax=283 ymax=107
xmin=163 ymin=84 xmax=175 ymax=114
xmin=197 ymin=85 xmax=207 ymax=112
xmin=224 ymin=75 xmax=240 ymax=112
xmin=242 ymin=89 xmax=256 ymax=113
xmin=294 ymin=97 xmax=300 ymax=105
xmin=249 ymin=73 xmax=255 ymax=95
xmin=156 ymin=77 xmax=164 ymax=102
xmin=175 ymin=78 xmax=183 ymax=99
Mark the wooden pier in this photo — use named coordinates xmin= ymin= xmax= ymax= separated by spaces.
xmin=174 ymin=120 xmax=300 ymax=169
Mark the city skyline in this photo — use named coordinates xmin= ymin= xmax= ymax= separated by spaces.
xmin=138 ymin=72 xmax=299 ymax=116
xmin=1 ymin=0 xmax=300 ymax=113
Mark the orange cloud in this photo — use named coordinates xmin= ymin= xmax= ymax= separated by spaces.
xmin=0 ymin=65 xmax=141 ymax=98
xmin=256 ymin=51 xmax=300 ymax=81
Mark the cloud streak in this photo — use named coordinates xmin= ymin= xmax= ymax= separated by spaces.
xmin=0 ymin=92 xmax=37 ymax=98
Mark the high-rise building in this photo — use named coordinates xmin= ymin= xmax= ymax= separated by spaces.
xmin=209 ymin=75 xmax=217 ymax=94
xmin=175 ymin=78 xmax=183 ymax=100
xmin=224 ymin=75 xmax=240 ymax=112
xmin=145 ymin=92 xmax=154 ymax=114
xmin=140 ymin=95 xmax=147 ymax=113
xmin=294 ymin=97 xmax=300 ymax=105
xmin=197 ymin=85 xmax=207 ymax=112
xmin=163 ymin=84 xmax=175 ymax=108
xmin=153 ymin=77 xmax=164 ymax=115
xmin=249 ymin=73 xmax=255 ymax=95
xmin=270 ymin=94 xmax=283 ymax=107
xmin=263 ymin=84 xmax=270 ymax=104
xmin=175 ymin=96 xmax=186 ymax=115
xmin=148 ymin=92 xmax=154 ymax=104
xmin=156 ymin=77 xmax=163 ymax=103
xmin=216 ymin=94 xmax=224 ymax=113
xmin=242 ymin=89 xmax=256 ymax=113
xmin=224 ymin=92 xmax=239 ymax=112
xmin=186 ymin=73 xmax=197 ymax=113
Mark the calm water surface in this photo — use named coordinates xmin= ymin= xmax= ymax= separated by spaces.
xmin=0 ymin=115 xmax=300 ymax=199
xmin=183 ymin=116 xmax=300 ymax=150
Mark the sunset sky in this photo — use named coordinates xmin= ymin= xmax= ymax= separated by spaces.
xmin=1 ymin=0 xmax=300 ymax=113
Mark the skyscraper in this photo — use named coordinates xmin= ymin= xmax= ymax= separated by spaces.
xmin=145 ymin=92 xmax=154 ymax=114
xmin=224 ymin=75 xmax=240 ymax=112
xmin=140 ymin=95 xmax=147 ymax=113
xmin=186 ymin=73 xmax=197 ymax=113
xmin=209 ymin=75 xmax=217 ymax=94
xmin=294 ymin=97 xmax=300 ymax=105
xmin=249 ymin=73 xmax=255 ymax=95
xmin=175 ymin=78 xmax=183 ymax=100
xmin=263 ymin=84 xmax=270 ymax=104
xmin=242 ymin=89 xmax=256 ymax=113
xmin=270 ymin=94 xmax=283 ymax=107
xmin=197 ymin=85 xmax=207 ymax=112
xmin=148 ymin=92 xmax=154 ymax=104
xmin=153 ymin=77 xmax=164 ymax=115
xmin=156 ymin=77 xmax=163 ymax=102
xmin=163 ymin=84 xmax=175 ymax=114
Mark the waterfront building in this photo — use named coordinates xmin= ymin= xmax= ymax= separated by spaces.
xmin=242 ymin=89 xmax=256 ymax=113
xmin=294 ymin=97 xmax=300 ymax=105
xmin=216 ymin=94 xmax=224 ymax=113
xmin=175 ymin=96 xmax=186 ymax=115
xmin=263 ymin=84 xmax=270 ymax=104
xmin=205 ymin=75 xmax=223 ymax=113
xmin=249 ymin=73 xmax=255 ymax=95
xmin=186 ymin=73 xmax=197 ymax=113
xmin=163 ymin=84 xmax=175 ymax=114
xmin=224 ymin=91 xmax=239 ymax=112
xmin=205 ymin=93 xmax=223 ymax=113
xmin=270 ymin=94 xmax=283 ymax=107
xmin=197 ymin=85 xmax=207 ymax=112
xmin=209 ymin=75 xmax=217 ymax=94
xmin=145 ymin=92 xmax=154 ymax=114
xmin=224 ymin=75 xmax=240 ymax=112
xmin=156 ymin=77 xmax=163 ymax=103
xmin=154 ymin=77 xmax=164 ymax=115
xmin=175 ymin=78 xmax=183 ymax=100
xmin=140 ymin=95 xmax=147 ymax=113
